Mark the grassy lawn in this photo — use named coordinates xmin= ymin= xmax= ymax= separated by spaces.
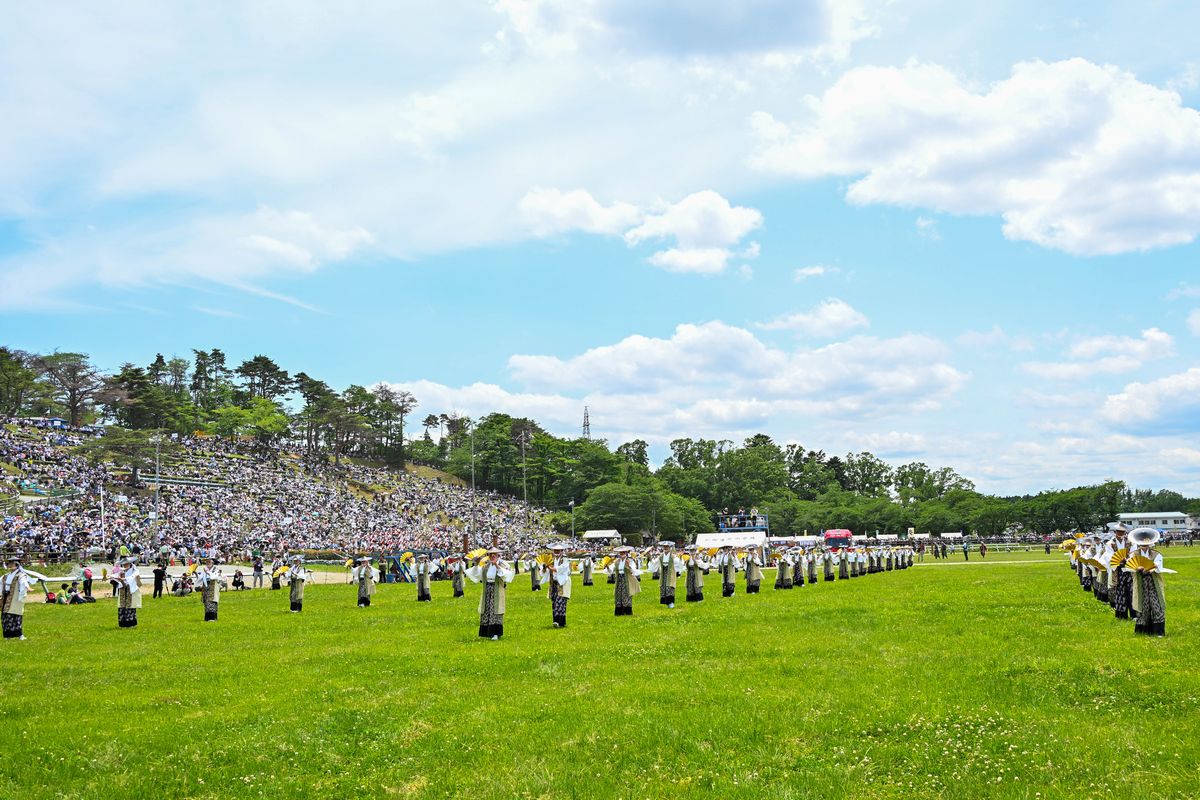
xmin=2 ymin=555 xmax=1197 ymax=799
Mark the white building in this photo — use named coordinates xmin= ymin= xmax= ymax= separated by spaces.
xmin=1117 ymin=512 xmax=1196 ymax=532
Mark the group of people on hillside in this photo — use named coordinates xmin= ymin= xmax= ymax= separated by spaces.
xmin=1 ymin=418 xmax=556 ymax=568
xmin=1066 ymin=523 xmax=1172 ymax=637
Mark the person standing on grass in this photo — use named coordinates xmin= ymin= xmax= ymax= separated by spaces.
xmin=717 ymin=546 xmax=741 ymax=597
xmin=270 ymin=555 xmax=284 ymax=590
xmin=2 ymin=555 xmax=34 ymax=641
xmin=77 ymin=561 xmax=93 ymax=598
xmin=579 ymin=552 xmax=595 ymax=586
xmin=196 ymin=558 xmax=222 ymax=622
xmin=684 ymin=545 xmax=709 ymax=602
xmin=466 ymin=548 xmax=514 ymax=640
xmin=355 ymin=557 xmax=377 ymax=607
xmin=152 ymin=562 xmax=166 ymax=599
xmin=822 ymin=548 xmax=835 ymax=582
xmin=1128 ymin=528 xmax=1168 ymax=637
xmin=286 ymin=555 xmax=308 ymax=613
xmin=979 ymin=542 xmax=988 ymax=559
xmin=252 ymin=556 xmax=264 ymax=590
xmin=448 ymin=556 xmax=466 ymax=598
xmin=1108 ymin=525 xmax=1133 ymax=620
xmin=805 ymin=548 xmax=818 ymax=586
xmin=744 ymin=546 xmax=764 ymax=594
xmin=837 ymin=548 xmax=849 ymax=581
xmin=414 ymin=554 xmax=439 ymax=602
xmin=608 ymin=545 xmax=643 ymax=616
xmin=649 ymin=542 xmax=685 ymax=608
xmin=774 ymin=548 xmax=793 ymax=590
xmin=547 ymin=543 xmax=572 ymax=627
xmin=115 ymin=557 xmax=142 ymax=629
xmin=523 ymin=552 xmax=543 ymax=592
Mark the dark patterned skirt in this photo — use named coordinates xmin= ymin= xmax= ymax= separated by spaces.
xmin=838 ymin=563 xmax=849 ymax=580
xmin=417 ymin=586 xmax=432 ymax=602
xmin=686 ymin=571 xmax=703 ymax=602
xmin=660 ymin=584 xmax=675 ymax=605
xmin=204 ymin=599 xmax=218 ymax=622
xmin=2 ymin=612 xmax=22 ymax=638
xmin=1134 ymin=574 xmax=1166 ymax=636
xmin=358 ymin=580 xmax=371 ymax=606
xmin=479 ymin=583 xmax=503 ymax=638
xmin=290 ymin=600 xmax=302 ymax=612
xmin=271 ymin=577 xmax=281 ymax=590
xmin=722 ymin=581 xmax=735 ymax=597
xmin=552 ymin=594 xmax=568 ymax=626
xmin=1113 ymin=571 xmax=1132 ymax=619
xmin=1094 ymin=573 xmax=1109 ymax=603
xmin=453 ymin=574 xmax=464 ymax=597
xmin=117 ymin=607 xmax=137 ymax=628
xmin=614 ymin=574 xmax=633 ymax=615
xmin=746 ymin=580 xmax=760 ymax=594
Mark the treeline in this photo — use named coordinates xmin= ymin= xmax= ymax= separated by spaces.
xmin=3 ymin=345 xmax=1197 ymax=539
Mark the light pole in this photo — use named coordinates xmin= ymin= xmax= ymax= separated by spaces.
xmin=569 ymin=498 xmax=575 ymax=539
xmin=152 ymin=430 xmax=162 ymax=539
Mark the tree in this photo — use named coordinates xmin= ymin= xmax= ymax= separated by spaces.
xmin=35 ymin=352 xmax=105 ymax=427
xmin=842 ymin=452 xmax=894 ymax=497
xmin=74 ymin=427 xmax=178 ymax=485
xmin=616 ymin=439 xmax=649 ymax=466
xmin=0 ymin=347 xmax=38 ymax=417
xmin=421 ymin=414 xmax=440 ymax=439
xmin=235 ymin=355 xmax=292 ymax=400
xmin=392 ymin=390 xmax=418 ymax=465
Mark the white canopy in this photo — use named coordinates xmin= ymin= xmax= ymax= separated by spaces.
xmin=876 ymin=534 xmax=899 ymax=540
xmin=695 ymin=531 xmax=768 ymax=549
xmin=582 ymin=530 xmax=621 ymax=540
xmin=769 ymin=536 xmax=819 ymax=546
xmin=939 ymin=531 xmax=964 ymax=539
xmin=911 ymin=533 xmax=932 ymax=539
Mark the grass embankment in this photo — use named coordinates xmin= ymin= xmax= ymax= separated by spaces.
xmin=1 ymin=556 xmax=1197 ymax=799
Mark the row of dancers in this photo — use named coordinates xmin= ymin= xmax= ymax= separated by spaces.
xmin=0 ymin=542 xmax=918 ymax=641
xmin=1065 ymin=524 xmax=1172 ymax=637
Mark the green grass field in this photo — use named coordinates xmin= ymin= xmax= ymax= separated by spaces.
xmin=3 ymin=553 xmax=1198 ymax=799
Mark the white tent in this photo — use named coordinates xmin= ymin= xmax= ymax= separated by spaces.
xmin=695 ymin=530 xmax=769 ymax=549
xmin=911 ymin=533 xmax=932 ymax=540
xmin=582 ymin=530 xmax=621 ymax=540
xmin=876 ymin=534 xmax=899 ymax=541
xmin=939 ymin=531 xmax=964 ymax=539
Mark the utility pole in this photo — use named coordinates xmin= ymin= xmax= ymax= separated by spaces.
xmin=470 ymin=421 xmax=476 ymax=542
xmin=152 ymin=430 xmax=162 ymax=539
xmin=569 ymin=498 xmax=575 ymax=539
xmin=518 ymin=427 xmax=531 ymax=533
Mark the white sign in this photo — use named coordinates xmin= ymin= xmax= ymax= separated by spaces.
xmin=694 ymin=531 xmax=768 ymax=549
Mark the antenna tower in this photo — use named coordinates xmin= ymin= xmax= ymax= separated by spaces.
xmin=581 ymin=406 xmax=591 ymax=440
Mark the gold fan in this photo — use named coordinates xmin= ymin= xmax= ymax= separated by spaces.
xmin=400 ymin=551 xmax=414 ymax=564
xmin=187 ymin=561 xmax=199 ymax=575
xmin=466 ymin=548 xmax=488 ymax=561
xmin=273 ymin=564 xmax=290 ymax=578
xmin=1126 ymin=554 xmax=1156 ymax=571
xmin=535 ymin=552 xmax=554 ymax=567
xmin=599 ymin=555 xmax=614 ymax=569
xmin=706 ymin=548 xmax=719 ymax=556
xmin=1108 ymin=547 xmax=1128 ymax=568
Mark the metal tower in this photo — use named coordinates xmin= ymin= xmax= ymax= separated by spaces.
xmin=581 ymin=406 xmax=591 ymax=440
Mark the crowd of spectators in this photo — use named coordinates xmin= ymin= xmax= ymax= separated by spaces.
xmin=1 ymin=419 xmax=563 ymax=564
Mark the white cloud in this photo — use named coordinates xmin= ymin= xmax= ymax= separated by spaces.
xmin=0 ymin=206 xmax=372 ymax=310
xmin=1161 ymin=446 xmax=1200 ymax=467
xmin=752 ymin=58 xmax=1200 ymax=255
xmin=396 ymin=321 xmax=967 ymax=442
xmin=1100 ymin=367 xmax=1200 ymax=434
xmin=490 ymin=0 xmax=875 ymax=62
xmin=520 ymin=187 xmax=763 ymax=274
xmin=1022 ymin=327 xmax=1174 ymax=380
xmin=915 ymin=216 xmax=940 ymax=241
xmin=844 ymin=430 xmax=926 ymax=456
xmin=792 ymin=265 xmax=835 ymax=281
xmin=758 ymin=298 xmax=869 ymax=337
xmin=519 ymin=187 xmax=642 ymax=236
xmin=625 ymin=190 xmax=763 ymax=274
xmin=1188 ymin=309 xmax=1200 ymax=336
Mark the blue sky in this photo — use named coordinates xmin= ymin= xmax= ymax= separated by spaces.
xmin=2 ymin=1 xmax=1200 ymax=494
